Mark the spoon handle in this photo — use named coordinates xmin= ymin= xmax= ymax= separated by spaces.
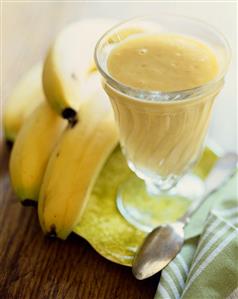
xmin=179 ymin=153 xmax=237 ymax=224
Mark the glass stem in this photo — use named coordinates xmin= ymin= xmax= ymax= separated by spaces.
xmin=145 ymin=176 xmax=178 ymax=196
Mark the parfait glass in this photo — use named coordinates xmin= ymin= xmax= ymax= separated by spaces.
xmin=95 ymin=15 xmax=231 ymax=232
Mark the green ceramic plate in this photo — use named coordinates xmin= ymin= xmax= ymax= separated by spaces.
xmin=74 ymin=146 xmax=219 ymax=266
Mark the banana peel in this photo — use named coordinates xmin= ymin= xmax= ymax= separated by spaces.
xmin=9 ymin=102 xmax=66 ymax=204
xmin=43 ymin=19 xmax=116 ymax=121
xmin=3 ymin=63 xmax=44 ymax=143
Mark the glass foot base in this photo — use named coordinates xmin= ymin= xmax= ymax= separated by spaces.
xmin=116 ymin=173 xmax=205 ymax=232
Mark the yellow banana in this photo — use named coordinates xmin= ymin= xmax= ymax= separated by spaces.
xmin=9 ymin=102 xmax=66 ymax=205
xmin=38 ymin=77 xmax=118 ymax=239
xmin=3 ymin=63 xmax=44 ymax=144
xmin=42 ymin=19 xmax=115 ymax=122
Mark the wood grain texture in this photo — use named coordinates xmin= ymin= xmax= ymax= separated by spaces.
xmin=1 ymin=2 xmax=159 ymax=298
xmin=0 ymin=157 xmax=159 ymax=299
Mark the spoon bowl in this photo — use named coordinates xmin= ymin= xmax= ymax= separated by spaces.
xmin=132 ymin=222 xmax=185 ymax=280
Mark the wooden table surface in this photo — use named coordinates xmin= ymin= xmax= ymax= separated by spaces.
xmin=1 ymin=3 xmax=159 ymax=298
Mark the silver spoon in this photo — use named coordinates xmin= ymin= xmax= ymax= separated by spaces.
xmin=132 ymin=153 xmax=238 ymax=280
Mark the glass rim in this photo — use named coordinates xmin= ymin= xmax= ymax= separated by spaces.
xmin=94 ymin=14 xmax=231 ymax=102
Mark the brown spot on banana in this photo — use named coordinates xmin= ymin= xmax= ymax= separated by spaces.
xmin=71 ymin=73 xmax=78 ymax=80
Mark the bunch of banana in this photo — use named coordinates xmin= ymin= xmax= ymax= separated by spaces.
xmin=38 ymin=75 xmax=118 ymax=239
xmin=3 ymin=63 xmax=44 ymax=144
xmin=6 ymin=19 xmax=119 ymax=238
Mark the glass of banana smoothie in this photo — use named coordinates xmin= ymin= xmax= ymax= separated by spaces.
xmin=95 ymin=15 xmax=230 ymax=231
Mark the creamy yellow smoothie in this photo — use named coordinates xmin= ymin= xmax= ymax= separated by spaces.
xmin=105 ymin=34 xmax=221 ymax=180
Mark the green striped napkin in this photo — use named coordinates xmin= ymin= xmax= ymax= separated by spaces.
xmin=155 ymin=174 xmax=238 ymax=299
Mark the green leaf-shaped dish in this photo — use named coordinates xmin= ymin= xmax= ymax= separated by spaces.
xmin=74 ymin=146 xmax=218 ymax=266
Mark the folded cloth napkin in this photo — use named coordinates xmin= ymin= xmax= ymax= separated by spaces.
xmin=155 ymin=174 xmax=238 ymax=299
